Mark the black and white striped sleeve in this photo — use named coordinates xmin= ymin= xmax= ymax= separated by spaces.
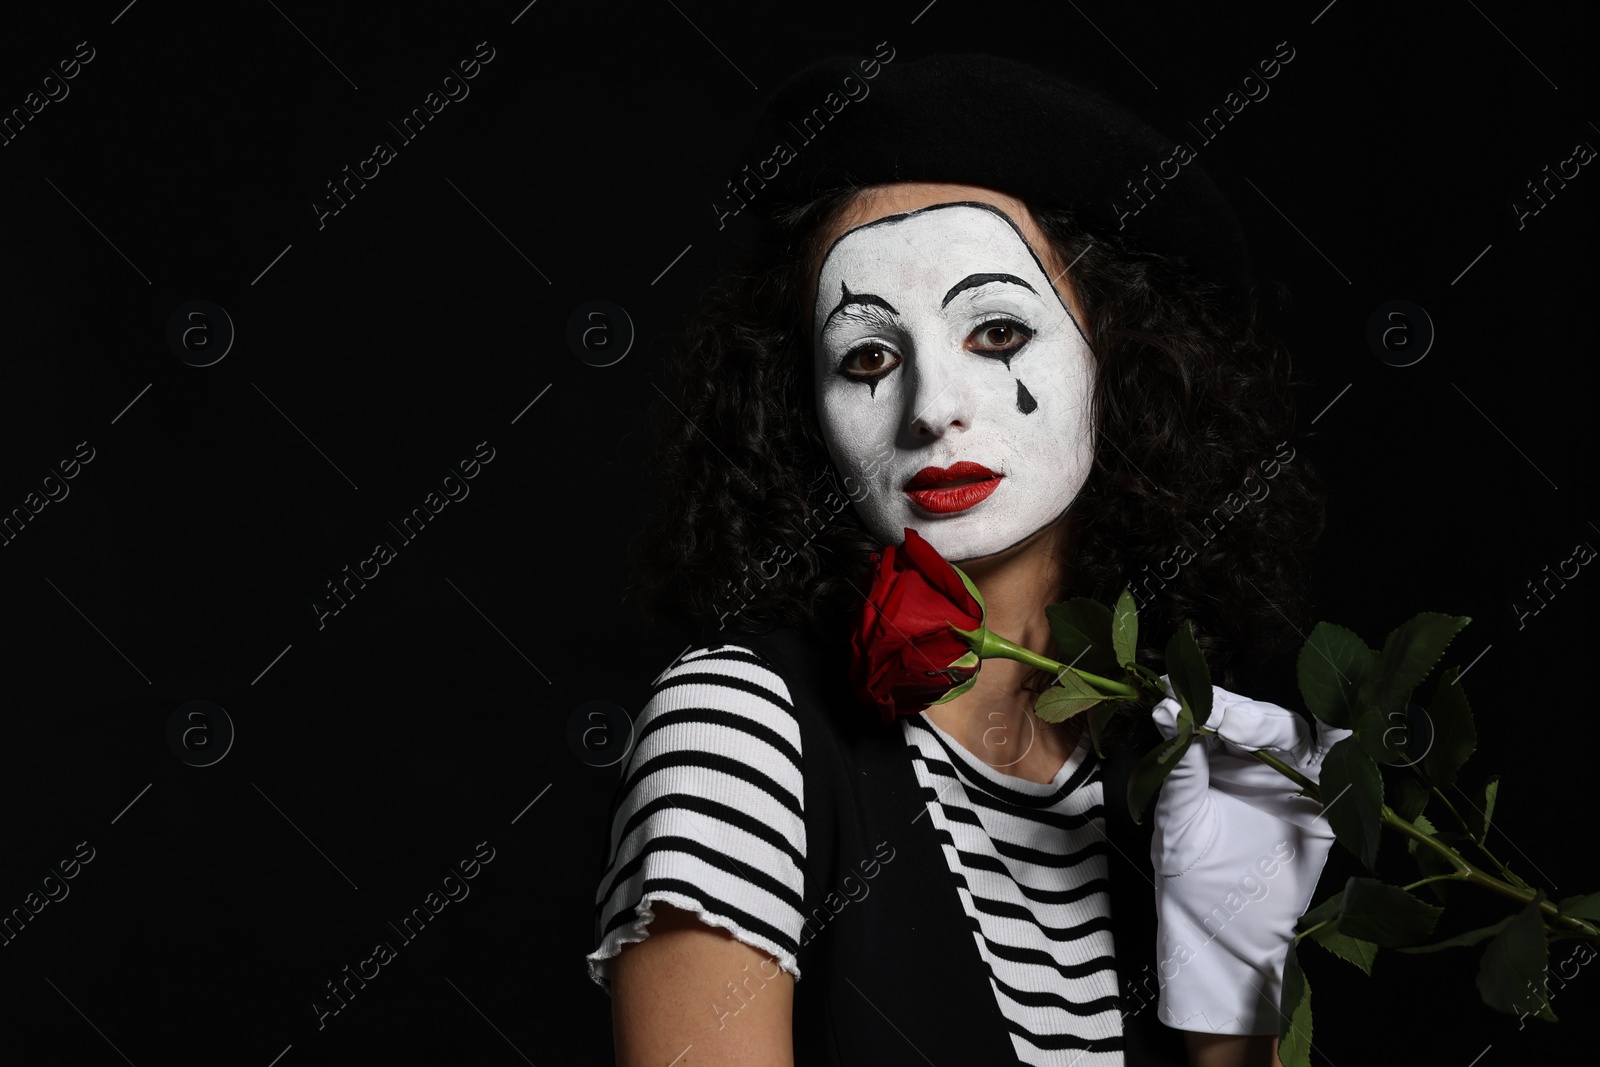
xmin=587 ymin=644 xmax=806 ymax=991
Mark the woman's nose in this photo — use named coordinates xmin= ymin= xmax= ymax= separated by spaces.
xmin=904 ymin=341 xmax=973 ymax=439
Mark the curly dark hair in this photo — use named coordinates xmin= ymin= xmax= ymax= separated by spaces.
xmin=626 ymin=183 xmax=1326 ymax=721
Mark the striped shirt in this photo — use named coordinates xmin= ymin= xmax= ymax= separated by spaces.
xmin=588 ymin=643 xmax=1125 ymax=1065
xmin=903 ymin=714 xmax=1123 ymax=1065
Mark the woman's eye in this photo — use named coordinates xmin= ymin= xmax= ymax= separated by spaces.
xmin=968 ymin=320 xmax=1032 ymax=353
xmin=840 ymin=344 xmax=901 ymax=378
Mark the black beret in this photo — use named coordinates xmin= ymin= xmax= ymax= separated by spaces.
xmin=742 ymin=52 xmax=1253 ymax=311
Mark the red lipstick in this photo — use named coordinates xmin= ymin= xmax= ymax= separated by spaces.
xmin=903 ymin=461 xmax=1003 ymax=514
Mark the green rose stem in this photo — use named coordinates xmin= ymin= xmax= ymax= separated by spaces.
xmin=947 ymin=624 xmax=1141 ymax=700
xmin=1429 ymin=785 xmax=1530 ymax=889
xmin=948 ymin=622 xmax=1600 ymax=942
xmin=1241 ymin=739 xmax=1597 ymax=938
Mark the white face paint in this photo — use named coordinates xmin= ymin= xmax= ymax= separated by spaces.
xmin=813 ymin=201 xmax=1097 ymax=563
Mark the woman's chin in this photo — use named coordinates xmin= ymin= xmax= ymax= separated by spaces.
xmin=890 ymin=522 xmax=1035 ymax=568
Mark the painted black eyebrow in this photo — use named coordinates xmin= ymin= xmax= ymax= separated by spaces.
xmin=940 ymin=273 xmax=1038 ymax=308
xmin=822 ymin=281 xmax=898 ymax=332
xmin=814 ymin=201 xmax=1090 ymax=348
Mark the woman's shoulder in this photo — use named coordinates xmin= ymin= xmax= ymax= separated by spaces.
xmin=626 ymin=624 xmax=873 ymax=813
xmin=640 ymin=639 xmax=802 ymax=747
xmin=649 ymin=640 xmax=794 ymax=703
xmin=620 ymin=635 xmax=824 ymax=807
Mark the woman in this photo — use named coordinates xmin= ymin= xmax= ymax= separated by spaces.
xmin=589 ymin=52 xmax=1335 ymax=1066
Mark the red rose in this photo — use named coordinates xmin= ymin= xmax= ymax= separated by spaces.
xmin=849 ymin=527 xmax=987 ymax=724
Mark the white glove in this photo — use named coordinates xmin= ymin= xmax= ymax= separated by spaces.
xmin=1149 ymin=681 xmax=1351 ymax=1034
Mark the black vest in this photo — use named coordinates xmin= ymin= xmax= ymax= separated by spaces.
xmin=722 ymin=624 xmax=1186 ymax=1066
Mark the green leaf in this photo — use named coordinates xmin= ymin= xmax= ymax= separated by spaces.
xmin=1319 ymin=736 xmax=1384 ymax=870
xmin=1086 ymin=702 xmax=1117 ymax=759
xmin=1299 ymin=896 xmax=1378 ymax=975
xmin=1297 ymin=892 xmax=1343 ymax=930
xmin=1130 ymin=662 xmax=1166 ymax=699
xmin=951 ymin=563 xmax=988 ymax=621
xmin=1111 ymin=588 xmax=1139 ymax=668
xmin=928 ymin=674 xmax=978 ymax=706
xmin=948 ymin=650 xmax=980 ymax=670
xmin=1358 ymin=612 xmax=1471 ymax=710
xmin=1479 ymin=777 xmax=1499 ymax=842
xmin=1399 ymin=916 xmax=1513 ymax=954
xmin=1296 ymin=622 xmax=1375 ymax=730
xmin=1557 ymin=892 xmax=1600 ymax=920
xmin=1307 ymin=924 xmax=1379 ymax=976
xmin=1163 ymin=621 xmax=1212 ymax=735
xmin=1391 ymin=776 xmax=1430 ymax=823
xmin=1045 ymin=599 xmax=1119 ymax=678
xmin=1408 ymin=819 xmax=1446 ymax=844
xmin=1035 ymin=675 xmax=1106 ymax=724
xmin=1404 ymin=813 xmax=1438 ymax=856
xmin=1126 ymin=727 xmax=1192 ymax=824
xmin=1422 ymin=667 xmax=1475 ymax=789
xmin=1372 ymin=700 xmax=1431 ymax=770
xmin=1043 ymin=618 xmax=1105 ymax=674
xmin=1477 ymin=891 xmax=1550 ymax=1016
xmin=1337 ymin=876 xmax=1444 ymax=947
xmin=1277 ymin=944 xmax=1313 ymax=1067
xmin=1462 ymin=775 xmax=1500 ymax=845
xmin=1355 ymin=697 xmax=1410 ymax=765
xmin=1057 ymin=667 xmax=1107 ymax=698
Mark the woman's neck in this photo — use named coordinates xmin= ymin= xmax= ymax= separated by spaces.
xmin=922 ymin=519 xmax=1082 ymax=784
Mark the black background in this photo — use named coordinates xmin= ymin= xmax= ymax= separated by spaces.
xmin=1 ymin=1 xmax=1596 ymax=1064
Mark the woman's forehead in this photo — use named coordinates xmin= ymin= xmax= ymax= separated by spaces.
xmin=813 ymin=202 xmax=1067 ymax=318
